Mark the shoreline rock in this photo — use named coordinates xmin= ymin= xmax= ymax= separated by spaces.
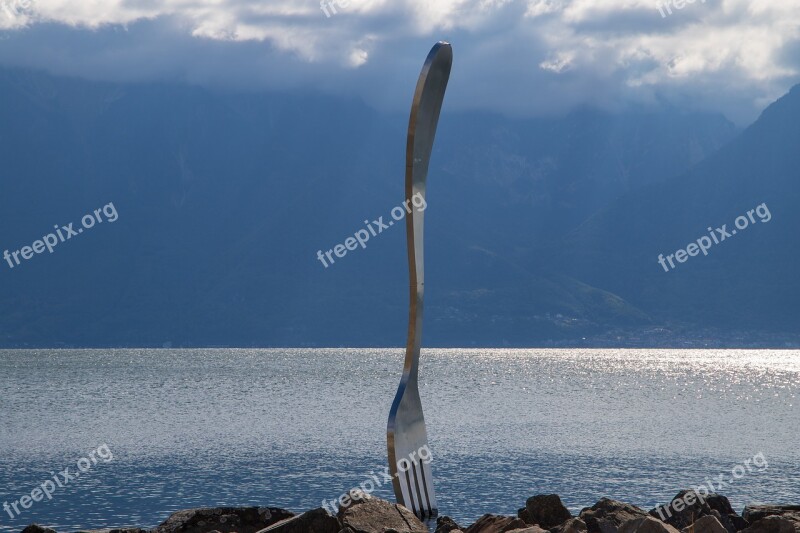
xmin=742 ymin=507 xmax=800 ymax=525
xmin=580 ymin=498 xmax=649 ymax=533
xmin=521 ymin=495 xmax=572 ymax=530
xmin=649 ymin=490 xmax=747 ymax=533
xmin=19 ymin=493 xmax=798 ymax=533
xmin=152 ymin=507 xmax=294 ymax=533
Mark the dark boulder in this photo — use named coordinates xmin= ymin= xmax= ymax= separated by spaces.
xmin=336 ymin=496 xmax=426 ymax=533
xmin=75 ymin=529 xmax=149 ymax=533
xmin=21 ymin=526 xmax=58 ymax=533
xmin=706 ymin=495 xmax=748 ymax=532
xmin=743 ymin=508 xmax=800 ymax=524
xmin=715 ymin=511 xmax=749 ymax=532
xmin=651 ymin=491 xmax=746 ymax=533
xmin=740 ymin=517 xmax=800 ymax=533
xmin=153 ymin=507 xmax=294 ymax=533
xmin=523 ymin=495 xmax=572 ymax=529
xmin=465 ymin=515 xmax=528 ymax=533
xmin=651 ymin=491 xmax=711 ymax=531
xmin=258 ymin=508 xmax=341 ymax=533
xmin=680 ymin=515 xmax=727 ymax=533
xmin=73 ymin=529 xmax=149 ymax=533
xmin=551 ymin=519 xmax=589 ymax=533
xmin=436 ymin=517 xmax=464 ymax=533
xmin=619 ymin=517 xmax=679 ymax=533
xmin=705 ymin=497 xmax=736 ymax=517
xmin=580 ymin=499 xmax=649 ymax=533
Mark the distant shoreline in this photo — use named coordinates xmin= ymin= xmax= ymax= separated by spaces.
xmin=1 ymin=342 xmax=799 ymax=349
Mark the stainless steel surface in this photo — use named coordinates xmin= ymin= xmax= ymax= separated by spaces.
xmin=387 ymin=41 xmax=452 ymax=519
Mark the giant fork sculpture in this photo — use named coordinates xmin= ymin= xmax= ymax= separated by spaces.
xmin=387 ymin=41 xmax=452 ymax=520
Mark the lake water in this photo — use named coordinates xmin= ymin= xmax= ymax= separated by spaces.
xmin=0 ymin=349 xmax=798 ymax=532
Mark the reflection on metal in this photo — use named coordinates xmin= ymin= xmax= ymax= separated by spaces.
xmin=387 ymin=41 xmax=452 ymax=520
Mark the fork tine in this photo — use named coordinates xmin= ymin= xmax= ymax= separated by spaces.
xmin=409 ymin=462 xmax=424 ymax=514
xmin=396 ymin=463 xmax=415 ymax=515
xmin=402 ymin=465 xmax=421 ymax=516
xmin=394 ymin=451 xmax=440 ymax=518
xmin=410 ymin=460 xmax=432 ymax=517
xmin=398 ymin=458 xmax=438 ymax=518
xmin=418 ymin=458 xmax=437 ymax=516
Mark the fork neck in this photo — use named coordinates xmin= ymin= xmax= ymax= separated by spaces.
xmin=403 ymin=184 xmax=425 ymax=382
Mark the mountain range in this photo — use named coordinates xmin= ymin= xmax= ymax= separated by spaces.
xmin=0 ymin=67 xmax=796 ymax=347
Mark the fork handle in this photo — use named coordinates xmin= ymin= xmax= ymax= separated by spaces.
xmin=403 ymin=42 xmax=452 ymax=380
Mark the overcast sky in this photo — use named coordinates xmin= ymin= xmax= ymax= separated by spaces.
xmin=0 ymin=0 xmax=798 ymax=125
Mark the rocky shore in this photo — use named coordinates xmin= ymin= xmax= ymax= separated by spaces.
xmin=18 ymin=491 xmax=800 ymax=533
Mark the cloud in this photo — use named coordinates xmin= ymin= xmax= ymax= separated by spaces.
xmin=0 ymin=0 xmax=798 ymax=124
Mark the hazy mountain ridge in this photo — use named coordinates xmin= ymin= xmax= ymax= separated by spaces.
xmin=547 ymin=85 xmax=800 ymax=334
xmin=2 ymin=67 xmax=785 ymax=347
